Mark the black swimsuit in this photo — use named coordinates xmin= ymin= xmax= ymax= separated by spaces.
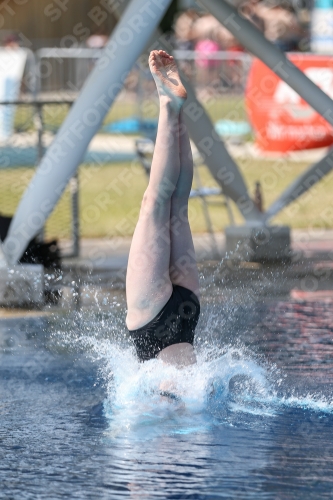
xmin=128 ymin=285 xmax=200 ymax=362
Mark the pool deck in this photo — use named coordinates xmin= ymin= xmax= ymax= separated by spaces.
xmin=0 ymin=229 xmax=332 ymax=318
xmin=62 ymin=229 xmax=333 ymax=272
xmin=60 ymin=229 xmax=333 ymax=303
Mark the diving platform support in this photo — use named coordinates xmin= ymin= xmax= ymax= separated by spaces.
xmin=0 ymin=248 xmax=44 ymax=306
xmin=225 ymin=225 xmax=291 ymax=262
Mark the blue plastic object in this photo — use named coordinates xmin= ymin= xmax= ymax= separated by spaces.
xmin=103 ymin=117 xmax=157 ymax=134
xmin=214 ymin=120 xmax=251 ymax=137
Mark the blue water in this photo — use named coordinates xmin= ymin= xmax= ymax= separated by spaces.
xmin=1 ymin=297 xmax=333 ymax=499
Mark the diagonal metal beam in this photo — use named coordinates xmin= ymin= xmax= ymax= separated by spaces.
xmin=200 ymin=0 xmax=333 ymax=223
xmin=182 ymin=81 xmax=259 ymax=218
xmin=152 ymin=0 xmax=333 ymax=224
xmin=3 ymin=0 xmax=172 ymax=265
xmin=264 ymin=149 xmax=333 ymax=222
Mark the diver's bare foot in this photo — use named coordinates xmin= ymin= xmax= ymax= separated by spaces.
xmin=149 ymin=50 xmax=187 ymax=108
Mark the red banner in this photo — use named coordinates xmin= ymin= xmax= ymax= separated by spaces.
xmin=246 ymin=54 xmax=333 ymax=152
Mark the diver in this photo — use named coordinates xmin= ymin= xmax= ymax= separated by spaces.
xmin=126 ymin=50 xmax=200 ymax=368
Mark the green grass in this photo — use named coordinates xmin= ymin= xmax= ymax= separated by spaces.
xmin=14 ymin=95 xmax=247 ymax=133
xmin=8 ymin=91 xmax=332 ymax=239
xmin=1 ymin=158 xmax=333 ymax=240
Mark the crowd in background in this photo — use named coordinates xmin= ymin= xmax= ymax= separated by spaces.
xmin=168 ymin=1 xmax=307 ymax=91
xmin=1 ymin=0 xmax=308 ymax=52
xmin=173 ymin=0 xmax=306 ymax=54
xmin=0 ymin=0 xmax=308 ymax=97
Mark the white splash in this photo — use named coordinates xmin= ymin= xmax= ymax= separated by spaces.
xmin=82 ymin=339 xmax=275 ymax=435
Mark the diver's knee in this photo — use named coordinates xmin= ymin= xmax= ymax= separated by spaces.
xmin=141 ymin=189 xmax=171 ymax=215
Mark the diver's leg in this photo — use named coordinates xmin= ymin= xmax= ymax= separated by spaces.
xmin=126 ymin=51 xmax=187 ymax=331
xmin=169 ymin=109 xmax=200 ymax=296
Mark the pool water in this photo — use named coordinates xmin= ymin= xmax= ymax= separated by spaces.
xmin=0 ymin=295 xmax=333 ymax=499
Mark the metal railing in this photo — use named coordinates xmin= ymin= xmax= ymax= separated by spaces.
xmin=35 ymin=47 xmax=101 ymax=94
xmin=34 ymin=47 xmax=253 ymax=96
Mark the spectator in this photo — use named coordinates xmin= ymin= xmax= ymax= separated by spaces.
xmin=191 ymin=15 xmax=224 ymax=87
xmin=173 ymin=10 xmax=199 ymax=51
xmin=3 ymin=34 xmax=20 ymax=49
xmin=239 ymin=0 xmax=265 ymax=32
xmin=86 ymin=29 xmax=108 ymax=49
xmin=192 ymin=14 xmax=239 ymax=51
xmin=173 ymin=10 xmax=199 ymax=80
xmin=254 ymin=0 xmax=302 ymax=51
